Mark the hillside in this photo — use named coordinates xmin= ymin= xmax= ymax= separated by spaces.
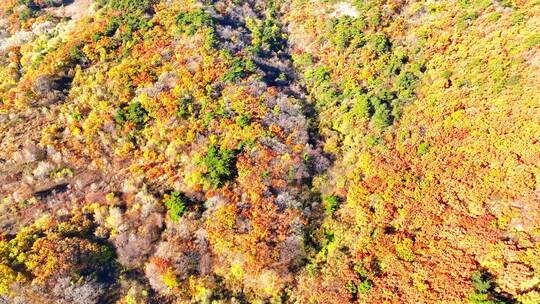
xmin=0 ymin=0 xmax=539 ymax=303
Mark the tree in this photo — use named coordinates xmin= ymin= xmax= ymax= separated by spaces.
xmin=176 ymin=9 xmax=213 ymax=36
xmin=126 ymin=101 xmax=148 ymax=127
xmin=371 ymin=104 xmax=391 ymax=129
xmin=163 ymin=192 xmax=187 ymax=222
xmin=199 ymin=145 xmax=238 ymax=188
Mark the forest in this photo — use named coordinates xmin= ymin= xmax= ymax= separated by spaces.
xmin=0 ymin=0 xmax=539 ymax=303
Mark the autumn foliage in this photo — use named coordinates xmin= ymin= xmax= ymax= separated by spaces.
xmin=0 ymin=0 xmax=539 ymax=303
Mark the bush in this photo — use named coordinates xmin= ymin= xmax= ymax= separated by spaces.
xmin=395 ymin=238 xmax=415 ymax=262
xmin=396 ymin=71 xmax=416 ymax=98
xmin=38 ymin=0 xmax=63 ymax=8
xmin=113 ymin=108 xmax=126 ymax=124
xmin=511 ymin=11 xmax=525 ymax=26
xmin=304 ymin=66 xmax=331 ymax=86
xmin=204 ymin=27 xmax=218 ymax=50
xmin=122 ymin=15 xmax=151 ymax=37
xmin=163 ymin=192 xmax=187 ymax=222
xmin=176 ymin=9 xmax=213 ymax=36
xmin=467 ymin=270 xmax=510 ymax=304
xmin=126 ymin=101 xmax=148 ymax=127
xmin=351 ymin=94 xmax=371 ymax=118
xmin=0 ymin=264 xmax=19 ymax=295
xmin=177 ymin=95 xmax=192 ymax=118
xmin=19 ymin=7 xmax=35 ymax=22
xmin=346 ymin=280 xmax=357 ymax=295
xmin=366 ymin=135 xmax=379 ymax=147
xmin=91 ymin=13 xmax=149 ymax=43
xmin=200 ymin=145 xmax=237 ymax=188
xmin=292 ymin=53 xmax=313 ymax=67
xmin=370 ymin=10 xmax=383 ymax=27
xmin=387 ymin=52 xmax=409 ymax=75
xmin=330 ymin=17 xmax=365 ymax=50
xmin=236 ymin=113 xmax=251 ymax=127
xmin=246 ymin=15 xmax=285 ymax=55
xmin=108 ymin=0 xmax=151 ymax=12
xmin=467 ymin=292 xmax=497 ymax=304
xmin=222 ymin=56 xmax=256 ymax=83
xmin=323 ymin=195 xmax=340 ymax=214
xmin=458 ymin=0 xmax=470 ymax=8
xmin=315 ymin=87 xmax=341 ymax=109
xmin=69 ymin=46 xmax=89 ymax=65
xmin=471 ymin=271 xmax=492 ymax=294
xmin=104 ymin=19 xmax=120 ymax=37
xmin=371 ymin=104 xmax=391 ymax=129
xmin=497 ymin=0 xmax=513 ymax=7
xmin=357 ymin=279 xmax=373 ymax=293
xmin=417 ymin=141 xmax=430 ymax=156
xmin=457 ymin=11 xmax=479 ymax=30
xmin=370 ymin=34 xmax=391 ymax=55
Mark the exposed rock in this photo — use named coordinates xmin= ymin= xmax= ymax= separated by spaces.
xmin=331 ymin=2 xmax=359 ymax=18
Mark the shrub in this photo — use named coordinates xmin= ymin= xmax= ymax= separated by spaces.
xmin=487 ymin=12 xmax=502 ymax=22
xmin=370 ymin=34 xmax=391 ymax=55
xmin=32 ymin=0 xmax=63 ymax=8
xmin=104 ymin=19 xmax=121 ymax=37
xmin=314 ymin=87 xmax=341 ymax=109
xmin=357 ymin=279 xmax=373 ymax=293
xmin=457 ymin=11 xmax=479 ymax=30
xmin=467 ymin=271 xmax=510 ymax=304
xmin=49 ymin=167 xmax=74 ymax=179
xmin=222 ymin=56 xmax=256 ymax=83
xmin=126 ymin=101 xmax=148 ymax=127
xmin=395 ymin=238 xmax=415 ymax=262
xmin=177 ymin=95 xmax=192 ymax=118
xmin=246 ymin=15 xmax=285 ymax=55
xmin=351 ymin=94 xmax=371 ymax=118
xmin=511 ymin=11 xmax=525 ymax=26
xmin=163 ymin=192 xmax=187 ymax=222
xmin=200 ymin=145 xmax=237 ymax=188
xmin=292 ymin=53 xmax=313 ymax=67
xmin=330 ymin=17 xmax=365 ymax=50
xmin=19 ymin=8 xmax=35 ymax=22
xmin=122 ymin=14 xmax=151 ymax=37
xmin=366 ymin=135 xmax=379 ymax=147
xmin=387 ymin=52 xmax=409 ymax=75
xmin=0 ymin=264 xmax=19 ymax=295
xmin=458 ymin=0 xmax=470 ymax=8
xmin=69 ymin=46 xmax=89 ymax=65
xmin=371 ymin=104 xmax=391 ymax=129
xmin=396 ymin=71 xmax=416 ymax=98
xmin=237 ymin=139 xmax=255 ymax=152
xmin=417 ymin=141 xmax=430 ymax=156
xmin=236 ymin=114 xmax=251 ymax=127
xmin=108 ymin=0 xmax=151 ymax=12
xmin=92 ymin=13 xmax=148 ymax=43
xmin=497 ymin=0 xmax=513 ymax=8
xmin=353 ymin=263 xmax=369 ymax=277
xmin=113 ymin=108 xmax=126 ymax=124
xmin=323 ymin=195 xmax=340 ymax=214
xmin=176 ymin=9 xmax=213 ymax=36
xmin=204 ymin=27 xmax=218 ymax=49
xmin=467 ymin=292 xmax=497 ymax=304
xmin=390 ymin=99 xmax=402 ymax=121
xmin=370 ymin=11 xmax=382 ymax=27
xmin=346 ymin=280 xmax=357 ymax=295
xmin=304 ymin=66 xmax=331 ymax=86
xmin=471 ymin=271 xmax=492 ymax=294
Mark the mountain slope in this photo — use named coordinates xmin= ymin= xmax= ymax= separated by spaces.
xmin=0 ymin=0 xmax=539 ymax=303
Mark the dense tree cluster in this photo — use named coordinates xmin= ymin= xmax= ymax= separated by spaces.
xmin=0 ymin=0 xmax=539 ymax=303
